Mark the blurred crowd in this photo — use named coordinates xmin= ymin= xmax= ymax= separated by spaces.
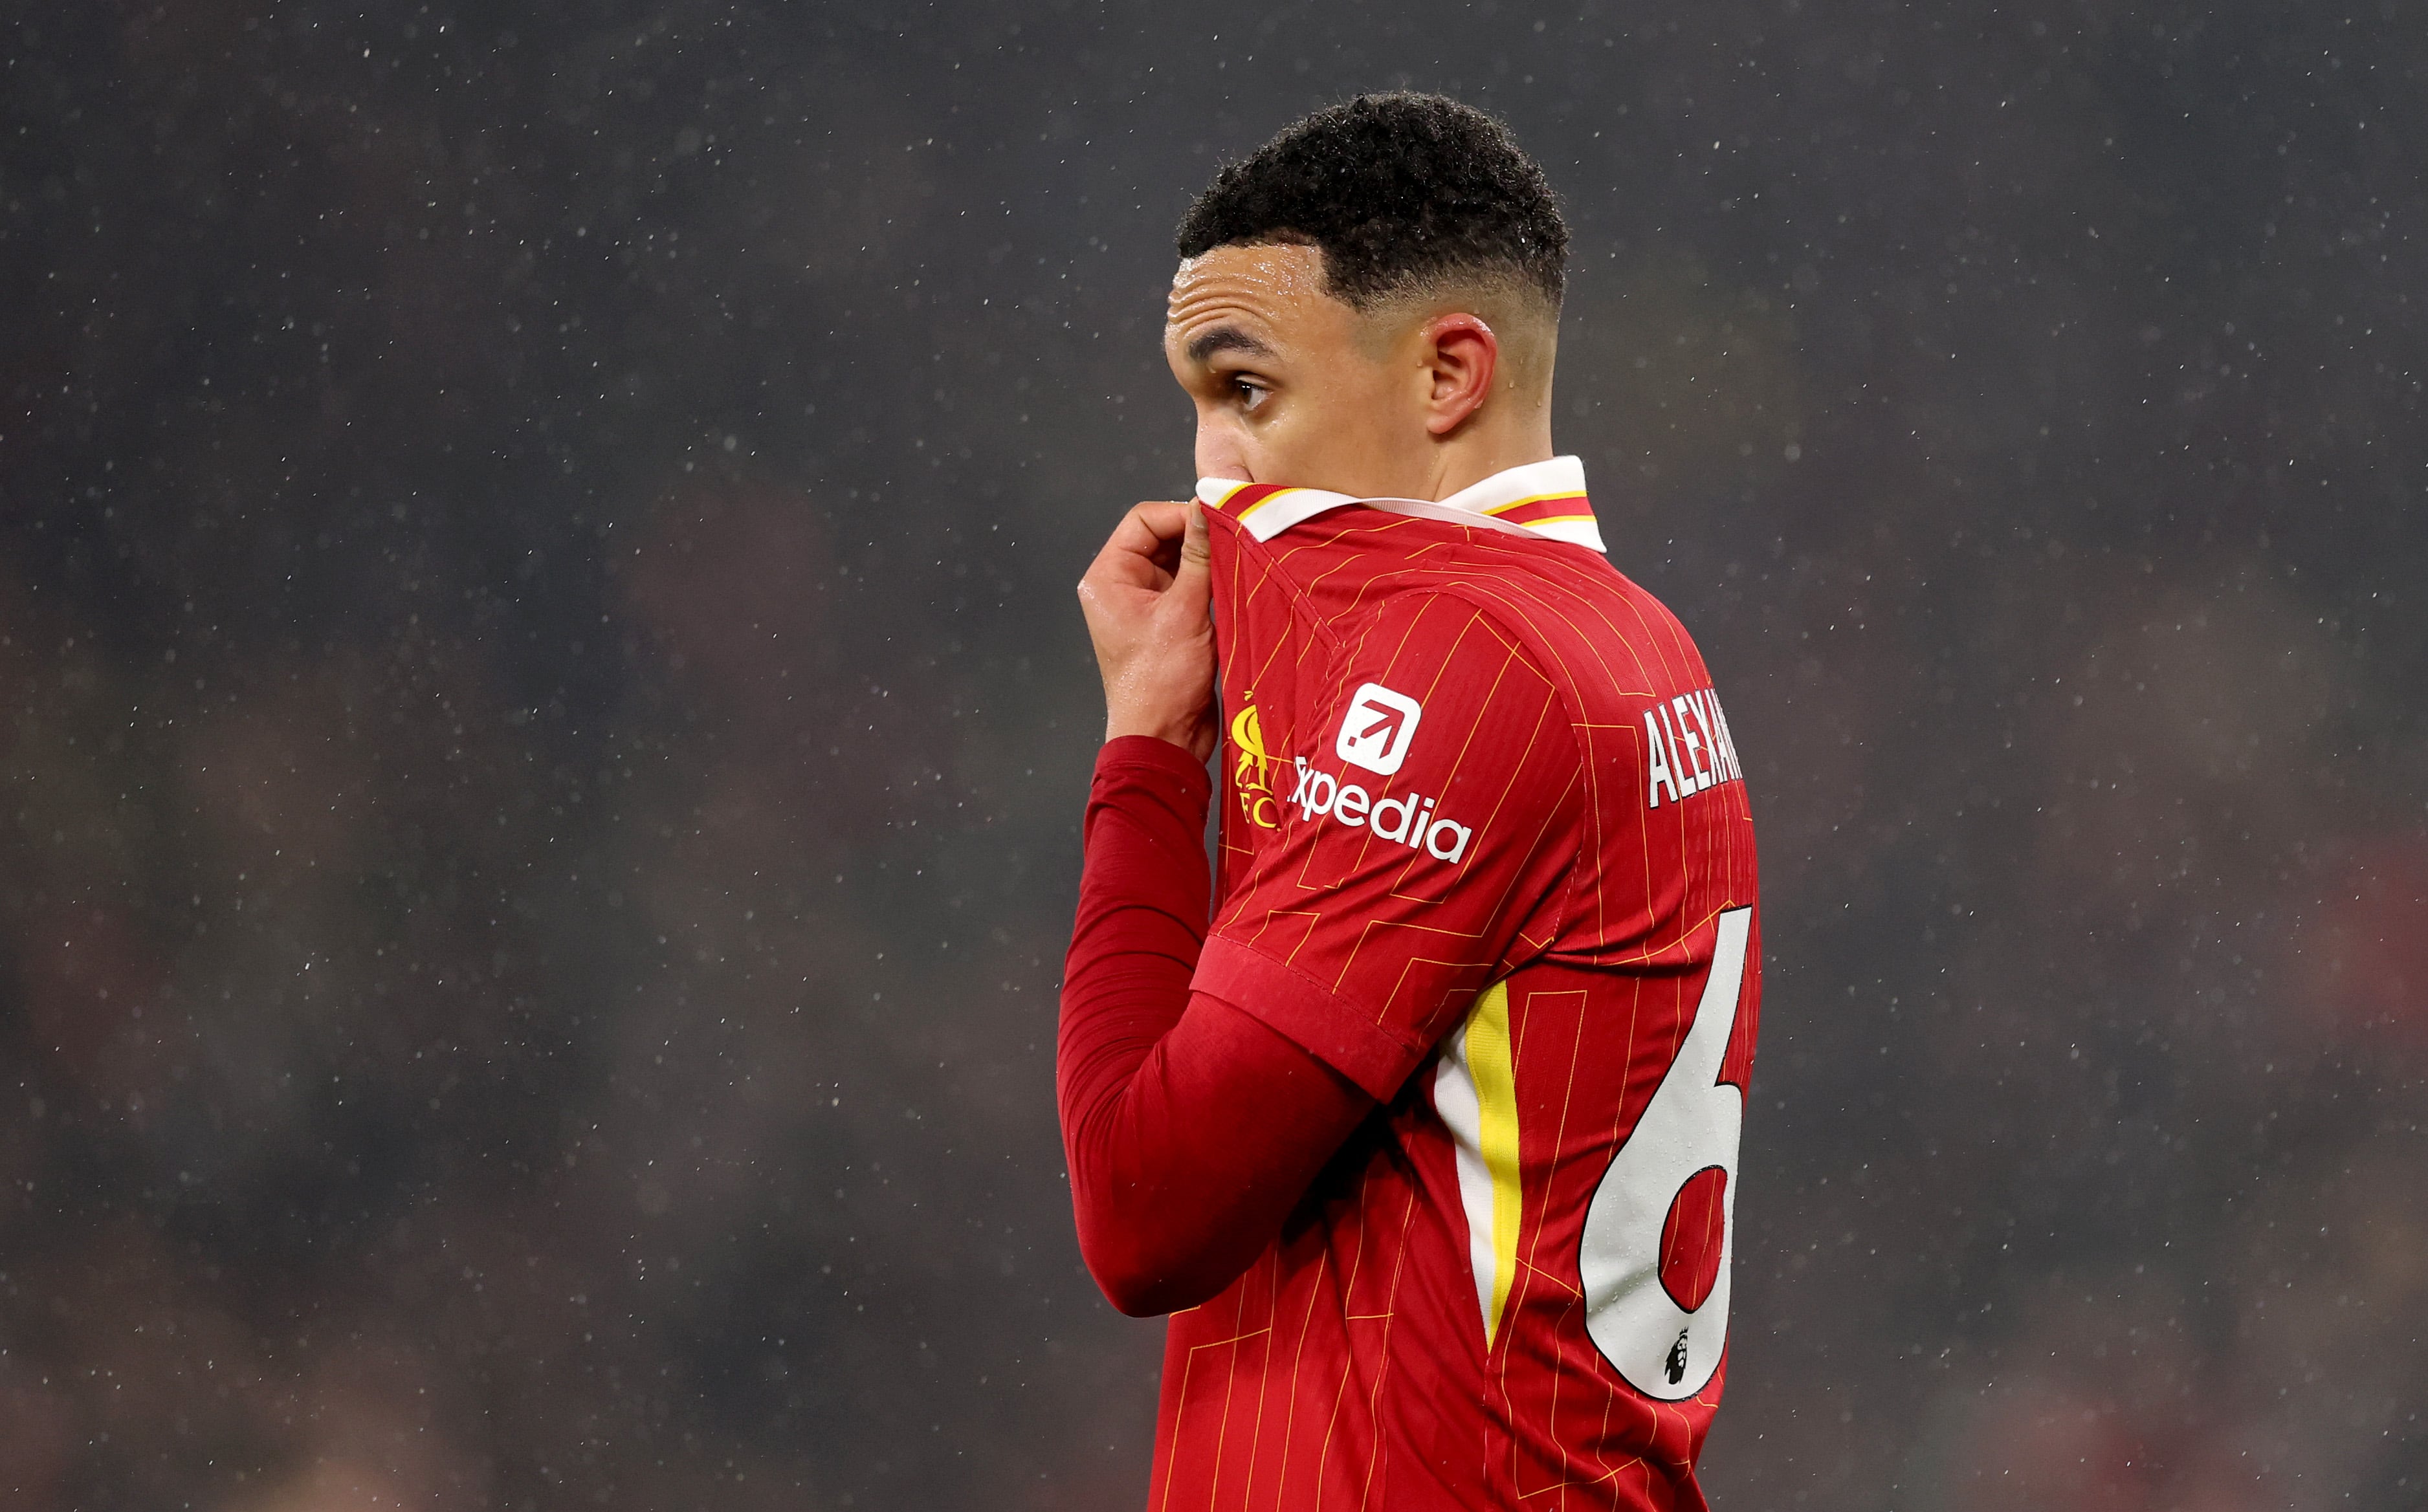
xmin=1 ymin=3 xmax=2420 ymax=1509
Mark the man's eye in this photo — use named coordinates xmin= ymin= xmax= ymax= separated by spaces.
xmin=1233 ymin=378 xmax=1269 ymax=412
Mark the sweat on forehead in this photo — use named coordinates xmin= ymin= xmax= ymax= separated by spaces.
xmin=1164 ymin=244 xmax=1354 ymax=355
xmin=1168 ymin=243 xmax=1327 ymax=308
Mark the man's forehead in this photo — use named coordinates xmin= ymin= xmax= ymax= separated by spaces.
xmin=1165 ymin=243 xmax=1331 ymax=338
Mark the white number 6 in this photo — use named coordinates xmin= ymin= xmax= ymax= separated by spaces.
xmin=1580 ymin=906 xmax=1751 ymax=1400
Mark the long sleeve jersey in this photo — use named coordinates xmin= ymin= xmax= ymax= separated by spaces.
xmin=1061 ymin=457 xmax=1762 ymax=1511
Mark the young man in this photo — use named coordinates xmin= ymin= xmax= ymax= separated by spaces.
xmin=1064 ymin=94 xmax=1761 ymax=1509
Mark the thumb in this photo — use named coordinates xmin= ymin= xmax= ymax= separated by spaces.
xmin=1169 ymin=499 xmax=1213 ymax=604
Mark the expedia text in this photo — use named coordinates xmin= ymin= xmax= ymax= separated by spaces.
xmin=1288 ymin=756 xmax=1474 ymax=863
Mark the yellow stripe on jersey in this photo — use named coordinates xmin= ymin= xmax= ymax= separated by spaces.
xmin=1481 ymin=489 xmax=1584 ymax=516
xmin=1466 ymin=980 xmax=1523 ymax=1347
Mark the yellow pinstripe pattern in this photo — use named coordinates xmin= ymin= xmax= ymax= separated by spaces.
xmin=1181 ymin=476 xmax=1758 ymax=1506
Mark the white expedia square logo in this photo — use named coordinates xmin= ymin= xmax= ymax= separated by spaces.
xmin=1336 ymin=683 xmax=1424 ymax=776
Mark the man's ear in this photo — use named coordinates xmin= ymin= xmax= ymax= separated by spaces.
xmin=1420 ymin=313 xmax=1499 ymax=437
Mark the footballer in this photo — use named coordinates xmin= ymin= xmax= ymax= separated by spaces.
xmin=1064 ymin=94 xmax=1762 ymax=1509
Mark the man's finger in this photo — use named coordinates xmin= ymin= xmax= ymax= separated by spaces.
xmin=1108 ymin=500 xmax=1189 ymax=553
xmin=1083 ymin=501 xmax=1190 ymax=591
xmin=1093 ymin=501 xmax=1190 ymax=566
xmin=1135 ymin=499 xmax=1191 ymax=542
xmin=1163 ymin=501 xmax=1213 ymax=615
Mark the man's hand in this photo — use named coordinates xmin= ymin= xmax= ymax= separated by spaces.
xmin=1077 ymin=500 xmax=1217 ymax=761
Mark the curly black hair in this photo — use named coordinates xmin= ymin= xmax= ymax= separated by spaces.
xmin=1175 ymin=93 xmax=1567 ymax=311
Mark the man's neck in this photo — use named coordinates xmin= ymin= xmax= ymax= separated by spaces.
xmin=1412 ymin=423 xmax=1558 ymax=503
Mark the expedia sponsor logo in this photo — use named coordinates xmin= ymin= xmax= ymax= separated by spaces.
xmin=1336 ymin=682 xmax=1423 ymax=776
xmin=1288 ymin=755 xmax=1473 ymax=863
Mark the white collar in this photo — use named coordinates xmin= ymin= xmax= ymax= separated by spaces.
xmin=1195 ymin=455 xmax=1602 ymax=552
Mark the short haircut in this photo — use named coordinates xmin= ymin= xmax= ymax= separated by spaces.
xmin=1175 ymin=93 xmax=1568 ymax=312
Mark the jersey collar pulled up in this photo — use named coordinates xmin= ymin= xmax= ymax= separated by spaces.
xmin=1195 ymin=455 xmax=1603 ymax=554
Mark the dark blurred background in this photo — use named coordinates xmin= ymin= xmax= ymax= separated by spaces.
xmin=1 ymin=3 xmax=2423 ymax=1507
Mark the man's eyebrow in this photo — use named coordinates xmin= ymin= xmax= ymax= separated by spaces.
xmin=1185 ymin=325 xmax=1275 ymax=364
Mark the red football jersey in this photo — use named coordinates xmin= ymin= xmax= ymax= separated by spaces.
xmin=1161 ymin=457 xmax=1762 ymax=1510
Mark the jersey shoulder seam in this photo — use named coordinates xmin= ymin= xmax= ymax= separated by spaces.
xmin=1223 ymin=520 xmax=1348 ymax=660
xmin=1327 ymin=580 xmax=1593 ymax=972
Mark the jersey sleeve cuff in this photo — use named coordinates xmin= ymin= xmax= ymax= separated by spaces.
xmin=1095 ymin=734 xmax=1213 ymax=795
xmin=1193 ymin=936 xmax=1426 ymax=1101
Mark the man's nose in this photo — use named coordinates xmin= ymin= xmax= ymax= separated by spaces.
xmin=1194 ymin=421 xmax=1251 ymax=485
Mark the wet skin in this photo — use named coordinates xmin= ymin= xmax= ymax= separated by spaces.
xmin=1162 ymin=242 xmax=1509 ymax=501
xmin=1083 ymin=242 xmax=1556 ymax=752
